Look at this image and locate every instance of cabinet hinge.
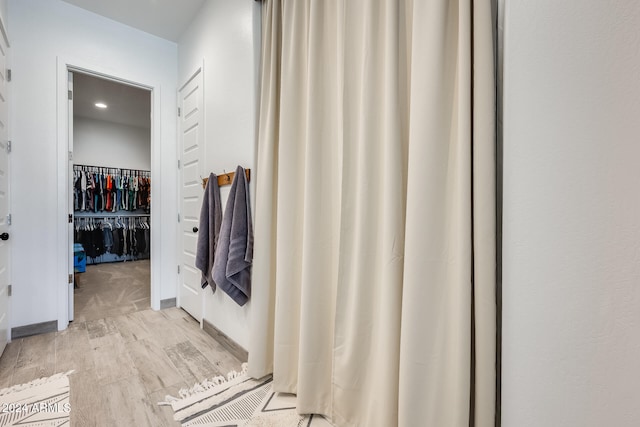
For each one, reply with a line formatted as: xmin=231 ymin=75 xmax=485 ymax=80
xmin=68 ymin=90 xmax=73 ymax=100
xmin=68 ymin=274 xmax=73 ymax=284
xmin=178 ymin=107 xmax=181 ymax=117
xmin=177 ymin=265 xmax=180 ymax=274
xmin=6 ymin=69 xmax=11 ymax=82
xmin=6 ymin=140 xmax=11 ymax=154
xmin=6 ymin=214 xmax=11 ymax=225
xmin=7 ymin=284 xmax=11 ymax=296
xmin=68 ymin=151 xmax=73 ymax=161
xmin=177 ymin=159 xmax=180 ymax=169
xmin=68 ymin=214 xmax=73 ymax=223
xmin=177 ymin=213 xmax=181 ymax=223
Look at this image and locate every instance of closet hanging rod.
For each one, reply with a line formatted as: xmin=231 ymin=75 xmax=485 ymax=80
xmin=74 ymin=214 xmax=151 ymax=218
xmin=73 ymin=164 xmax=150 ymax=174
xmin=201 ymin=168 xmax=251 ymax=189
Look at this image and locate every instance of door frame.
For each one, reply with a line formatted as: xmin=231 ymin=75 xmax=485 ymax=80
xmin=56 ymin=56 xmax=162 ymax=330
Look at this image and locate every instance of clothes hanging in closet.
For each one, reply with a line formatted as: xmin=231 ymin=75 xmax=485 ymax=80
xmin=74 ymin=216 xmax=150 ymax=264
xmin=73 ymin=165 xmax=151 ymax=214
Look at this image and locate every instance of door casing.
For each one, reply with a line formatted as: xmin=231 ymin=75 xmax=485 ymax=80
xmin=56 ymin=56 xmax=163 ymax=330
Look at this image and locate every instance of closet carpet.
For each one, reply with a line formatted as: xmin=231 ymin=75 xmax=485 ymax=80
xmin=74 ymin=259 xmax=152 ymax=322
xmin=0 ymin=260 xmax=244 ymax=426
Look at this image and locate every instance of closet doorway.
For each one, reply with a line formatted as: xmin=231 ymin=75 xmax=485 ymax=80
xmin=70 ymin=72 xmax=152 ymax=322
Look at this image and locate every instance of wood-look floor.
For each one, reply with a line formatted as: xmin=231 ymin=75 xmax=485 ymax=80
xmin=0 ymin=260 xmax=244 ymax=427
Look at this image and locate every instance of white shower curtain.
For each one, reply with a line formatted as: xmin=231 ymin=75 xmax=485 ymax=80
xmin=249 ymin=0 xmax=496 ymax=426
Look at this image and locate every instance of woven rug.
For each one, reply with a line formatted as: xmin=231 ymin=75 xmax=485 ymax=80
xmin=0 ymin=371 xmax=73 ymax=427
xmin=160 ymin=364 xmax=333 ymax=427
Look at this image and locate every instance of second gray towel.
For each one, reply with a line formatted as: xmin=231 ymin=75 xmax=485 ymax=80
xmin=212 ymin=166 xmax=254 ymax=306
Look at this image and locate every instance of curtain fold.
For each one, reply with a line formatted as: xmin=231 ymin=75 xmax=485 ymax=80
xmin=249 ymin=0 xmax=496 ymax=425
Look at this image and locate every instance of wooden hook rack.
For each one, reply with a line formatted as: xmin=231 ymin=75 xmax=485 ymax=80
xmin=202 ymin=168 xmax=251 ymax=189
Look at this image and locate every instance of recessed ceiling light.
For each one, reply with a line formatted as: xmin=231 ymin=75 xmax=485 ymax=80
xmin=95 ymin=102 xmax=108 ymax=109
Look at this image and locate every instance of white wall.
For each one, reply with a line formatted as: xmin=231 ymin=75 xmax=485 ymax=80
xmin=8 ymin=0 xmax=178 ymax=328
xmin=178 ymin=0 xmax=260 ymax=349
xmin=74 ymin=117 xmax=150 ymax=170
xmin=502 ymin=1 xmax=640 ymax=426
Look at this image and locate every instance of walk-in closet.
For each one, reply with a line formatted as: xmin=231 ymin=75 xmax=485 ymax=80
xmin=71 ymin=72 xmax=152 ymax=322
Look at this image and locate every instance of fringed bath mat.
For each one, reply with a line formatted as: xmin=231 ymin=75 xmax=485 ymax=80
xmin=159 ymin=364 xmax=333 ymax=427
xmin=0 ymin=371 xmax=73 ymax=427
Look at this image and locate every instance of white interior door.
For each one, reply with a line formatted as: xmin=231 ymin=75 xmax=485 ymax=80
xmin=67 ymin=71 xmax=74 ymax=322
xmin=178 ymin=68 xmax=204 ymax=321
xmin=0 ymin=24 xmax=10 ymax=354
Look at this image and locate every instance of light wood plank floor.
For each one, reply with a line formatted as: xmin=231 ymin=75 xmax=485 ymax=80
xmin=0 ymin=260 xmax=244 ymax=426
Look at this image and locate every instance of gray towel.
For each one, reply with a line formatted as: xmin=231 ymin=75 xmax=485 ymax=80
xmin=212 ymin=166 xmax=254 ymax=306
xmin=195 ymin=173 xmax=222 ymax=291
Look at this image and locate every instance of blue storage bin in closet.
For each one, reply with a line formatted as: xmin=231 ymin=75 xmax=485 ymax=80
xmin=74 ymin=243 xmax=86 ymax=273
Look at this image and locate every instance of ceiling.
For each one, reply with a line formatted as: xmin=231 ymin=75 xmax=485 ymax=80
xmin=60 ymin=0 xmax=207 ymax=42
xmin=73 ymin=72 xmax=151 ymax=129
